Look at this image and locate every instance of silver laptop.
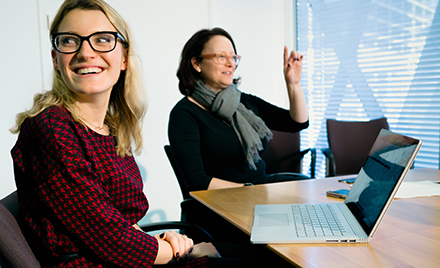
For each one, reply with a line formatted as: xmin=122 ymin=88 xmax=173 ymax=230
xmin=251 ymin=129 xmax=422 ymax=244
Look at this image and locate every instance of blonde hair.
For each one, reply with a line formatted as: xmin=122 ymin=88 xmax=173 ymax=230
xmin=11 ymin=0 xmax=147 ymax=157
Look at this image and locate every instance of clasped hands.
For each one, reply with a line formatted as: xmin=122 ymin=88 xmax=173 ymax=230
xmin=155 ymin=230 xmax=220 ymax=262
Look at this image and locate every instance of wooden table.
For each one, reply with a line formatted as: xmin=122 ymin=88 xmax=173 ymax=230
xmin=190 ymin=168 xmax=440 ymax=267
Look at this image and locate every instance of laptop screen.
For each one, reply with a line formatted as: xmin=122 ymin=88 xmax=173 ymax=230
xmin=344 ymin=129 xmax=421 ymax=235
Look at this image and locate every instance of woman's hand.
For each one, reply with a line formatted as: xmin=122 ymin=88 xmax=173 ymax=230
xmin=207 ymin=177 xmax=245 ymax=190
xmin=283 ymin=46 xmax=304 ymax=86
xmin=189 ymin=242 xmax=221 ymax=259
xmin=283 ymin=46 xmax=308 ymax=123
xmin=132 ymin=223 xmax=143 ymax=231
xmin=154 ymin=231 xmax=194 ymax=263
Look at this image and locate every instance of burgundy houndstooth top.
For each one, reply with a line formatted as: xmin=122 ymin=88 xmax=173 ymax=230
xmin=11 ymin=106 xmax=209 ymax=268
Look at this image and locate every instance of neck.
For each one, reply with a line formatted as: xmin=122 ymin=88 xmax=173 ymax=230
xmin=187 ymin=96 xmax=208 ymax=111
xmin=76 ymin=99 xmax=110 ymax=135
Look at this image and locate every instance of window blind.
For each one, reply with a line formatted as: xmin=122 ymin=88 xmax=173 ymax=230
xmin=296 ymin=0 xmax=440 ymax=178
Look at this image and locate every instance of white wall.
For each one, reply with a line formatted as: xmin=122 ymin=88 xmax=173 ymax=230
xmin=0 ymin=0 xmax=295 ymax=224
xmin=0 ymin=0 xmax=44 ymax=199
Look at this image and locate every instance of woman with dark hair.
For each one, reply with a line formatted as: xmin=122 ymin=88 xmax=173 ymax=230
xmin=168 ymin=27 xmax=310 ymax=191
xmin=176 ymin=28 xmax=241 ymax=96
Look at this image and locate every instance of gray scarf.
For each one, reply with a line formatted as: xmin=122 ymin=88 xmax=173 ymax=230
xmin=192 ymin=80 xmax=273 ymax=170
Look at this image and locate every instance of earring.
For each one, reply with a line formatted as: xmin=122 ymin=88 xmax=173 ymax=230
xmin=197 ymin=68 xmax=201 ymax=72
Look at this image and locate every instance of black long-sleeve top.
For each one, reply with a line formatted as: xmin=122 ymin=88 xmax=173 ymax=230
xmin=168 ymin=93 xmax=309 ymax=191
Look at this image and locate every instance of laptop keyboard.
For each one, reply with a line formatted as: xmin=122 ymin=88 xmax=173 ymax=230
xmin=292 ymin=204 xmax=348 ymax=237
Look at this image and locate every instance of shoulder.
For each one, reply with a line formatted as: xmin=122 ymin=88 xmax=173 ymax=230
xmin=41 ymin=105 xmax=73 ymax=124
xmin=240 ymin=92 xmax=267 ymax=105
xmin=171 ymin=97 xmax=192 ymax=111
xmin=18 ymin=105 xmax=82 ymax=150
xmin=240 ymin=92 xmax=271 ymax=112
xmin=22 ymin=106 xmax=73 ymax=134
xmin=170 ymin=97 xmax=205 ymax=117
xmin=168 ymin=97 xmax=212 ymax=133
xmin=12 ymin=106 xmax=76 ymax=169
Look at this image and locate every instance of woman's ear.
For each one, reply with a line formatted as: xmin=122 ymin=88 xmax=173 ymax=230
xmin=120 ymin=50 xmax=128 ymax=71
xmin=191 ymin=57 xmax=201 ymax=73
xmin=51 ymin=49 xmax=59 ymax=70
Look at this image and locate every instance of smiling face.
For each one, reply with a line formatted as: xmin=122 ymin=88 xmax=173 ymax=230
xmin=52 ymin=9 xmax=127 ymax=101
xmin=192 ymin=35 xmax=236 ymax=93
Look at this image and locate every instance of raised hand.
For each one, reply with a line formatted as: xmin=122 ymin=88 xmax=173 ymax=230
xmin=283 ymin=46 xmax=304 ymax=86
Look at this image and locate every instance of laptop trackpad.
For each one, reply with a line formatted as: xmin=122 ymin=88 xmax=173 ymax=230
xmin=258 ymin=213 xmax=289 ymax=226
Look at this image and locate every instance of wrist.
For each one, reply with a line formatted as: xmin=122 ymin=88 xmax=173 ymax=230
xmin=287 ymin=82 xmax=301 ymax=92
xmin=244 ymin=182 xmax=253 ymax=187
xmin=154 ymin=237 xmax=175 ymax=264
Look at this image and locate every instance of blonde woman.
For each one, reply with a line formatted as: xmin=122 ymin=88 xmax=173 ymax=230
xmin=10 ymin=0 xmax=219 ymax=267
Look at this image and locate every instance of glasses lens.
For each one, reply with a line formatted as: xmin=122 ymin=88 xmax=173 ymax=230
xmin=90 ymin=32 xmax=117 ymax=52
xmin=216 ymin=53 xmax=226 ymax=64
xmin=54 ymin=34 xmax=80 ymax=53
xmin=233 ymin=56 xmax=240 ymax=65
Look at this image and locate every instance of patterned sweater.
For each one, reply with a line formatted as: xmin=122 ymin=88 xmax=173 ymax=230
xmin=11 ymin=106 xmax=208 ymax=268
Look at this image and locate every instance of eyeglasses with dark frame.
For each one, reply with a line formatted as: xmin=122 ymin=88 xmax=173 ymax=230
xmin=51 ymin=31 xmax=128 ymax=54
xmin=200 ymin=52 xmax=242 ymax=67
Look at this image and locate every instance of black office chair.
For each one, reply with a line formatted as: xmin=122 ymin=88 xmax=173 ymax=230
xmin=322 ymin=117 xmax=389 ymax=177
xmin=0 ymin=191 xmax=216 ymax=267
xmin=0 ymin=191 xmax=39 ymax=268
xmin=164 ymin=145 xmax=199 ymax=223
xmin=164 ymin=146 xmax=262 ymax=262
xmin=261 ymin=130 xmax=316 ymax=178
xmin=164 ymin=145 xmax=191 ymax=200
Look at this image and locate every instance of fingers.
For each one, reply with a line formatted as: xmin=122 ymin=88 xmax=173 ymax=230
xmin=132 ymin=223 xmax=142 ymax=231
xmin=283 ymin=46 xmax=288 ymax=68
xmin=284 ymin=47 xmax=303 ymax=72
xmin=189 ymin=242 xmax=221 ymax=259
xmin=290 ymin=50 xmax=303 ymax=62
xmin=180 ymin=234 xmax=194 ymax=259
xmin=159 ymin=231 xmax=194 ymax=261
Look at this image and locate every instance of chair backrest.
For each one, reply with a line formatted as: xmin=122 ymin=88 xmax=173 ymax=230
xmin=0 ymin=191 xmax=41 ymax=268
xmin=326 ymin=117 xmax=389 ymax=176
xmin=164 ymin=145 xmax=192 ymax=200
xmin=261 ymin=130 xmax=303 ymax=174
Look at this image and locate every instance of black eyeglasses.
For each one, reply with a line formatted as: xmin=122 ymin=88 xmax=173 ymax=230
xmin=51 ymin=31 xmax=128 ymax=54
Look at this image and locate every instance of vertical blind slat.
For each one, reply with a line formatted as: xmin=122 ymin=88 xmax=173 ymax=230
xmin=297 ymin=0 xmax=440 ymax=178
